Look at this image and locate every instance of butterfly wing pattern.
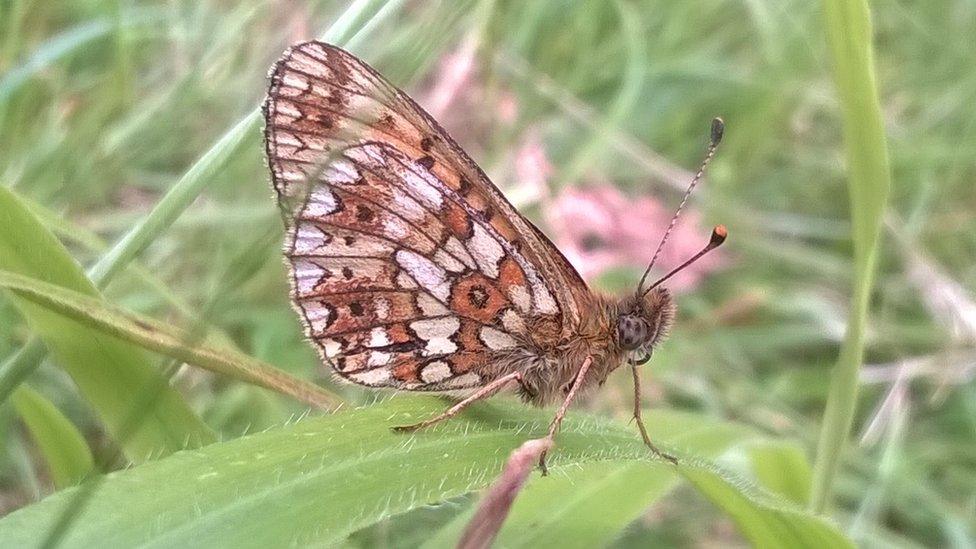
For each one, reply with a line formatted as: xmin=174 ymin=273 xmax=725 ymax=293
xmin=263 ymin=41 xmax=590 ymax=393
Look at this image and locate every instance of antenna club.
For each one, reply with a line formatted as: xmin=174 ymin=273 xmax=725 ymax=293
xmin=710 ymin=117 xmax=725 ymax=146
xmin=709 ymin=224 xmax=728 ymax=247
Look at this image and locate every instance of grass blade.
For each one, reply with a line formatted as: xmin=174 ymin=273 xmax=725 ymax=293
xmin=11 ymin=386 xmax=94 ymax=489
xmin=0 ymin=269 xmax=342 ymax=410
xmin=0 ymin=185 xmax=215 ymax=461
xmin=810 ymin=0 xmax=893 ymax=512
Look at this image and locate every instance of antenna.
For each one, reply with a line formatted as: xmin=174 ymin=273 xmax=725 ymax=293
xmin=643 ymin=225 xmax=727 ymax=294
xmin=635 ymin=117 xmax=725 ymax=297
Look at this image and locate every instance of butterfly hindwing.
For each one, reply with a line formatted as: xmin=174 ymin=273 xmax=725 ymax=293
xmin=264 ymin=41 xmax=588 ymax=391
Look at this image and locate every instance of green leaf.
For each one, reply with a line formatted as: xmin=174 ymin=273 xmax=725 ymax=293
xmin=11 ymin=386 xmax=94 ymax=489
xmin=0 ymin=185 xmax=215 ymax=461
xmin=422 ymin=409 xmax=757 ymax=548
xmin=681 ymin=462 xmax=852 ymax=548
xmin=0 ymin=399 xmax=853 ymax=548
xmin=749 ymin=441 xmax=813 ymax=505
xmin=811 ymin=0 xmax=893 ymax=512
xmin=0 ymin=269 xmax=342 ymax=410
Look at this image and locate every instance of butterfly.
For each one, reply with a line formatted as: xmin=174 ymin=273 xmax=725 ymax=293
xmin=262 ymin=41 xmax=726 ymax=472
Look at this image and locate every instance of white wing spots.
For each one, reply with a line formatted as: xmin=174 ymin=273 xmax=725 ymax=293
xmin=409 ymin=317 xmax=460 ymax=355
xmin=293 ymin=224 xmax=328 ymax=256
xmin=479 ymin=327 xmax=518 ymax=350
xmin=396 ymin=271 xmax=418 ymax=289
xmin=382 ymin=216 xmax=410 ymax=241
xmin=508 ymin=284 xmax=532 ymax=314
xmin=274 ymin=100 xmax=302 ymax=118
xmin=368 ymin=327 xmax=390 ymax=348
xmin=420 ymin=361 xmax=452 ymax=383
xmin=532 ymin=280 xmax=559 ymax=314
xmin=367 ymin=351 xmax=391 ymax=367
xmin=417 ymin=293 xmax=450 ymax=316
xmin=349 ymin=368 xmax=391 ymax=386
xmin=281 ymin=74 xmax=309 ymax=92
xmin=442 ymin=372 xmax=481 ymax=388
xmin=351 ymin=143 xmax=445 ymax=209
xmin=434 ymin=248 xmax=466 ymax=273
xmin=279 ymin=166 xmax=309 ymax=184
xmin=305 ymin=187 xmax=339 ymax=217
xmin=293 ymin=259 xmax=324 ymax=294
xmin=395 ymin=249 xmax=450 ymax=302
xmin=348 ymin=143 xmax=389 ymax=167
xmin=375 ymin=297 xmax=391 ymax=320
xmin=390 ymin=188 xmax=427 ymax=222
xmin=468 ymin=223 xmax=505 ymax=278
xmin=501 ymin=309 xmax=527 ymax=334
xmin=321 ymin=338 xmax=341 ymax=358
xmin=302 ymin=303 xmax=333 ymax=334
xmin=274 ymin=131 xmax=302 ymax=148
xmin=292 ymin=222 xmax=395 ymax=258
xmin=445 ymin=236 xmax=476 ymax=269
xmin=323 ymin=159 xmax=359 ymax=184
xmin=400 ymin=165 xmax=443 ymax=208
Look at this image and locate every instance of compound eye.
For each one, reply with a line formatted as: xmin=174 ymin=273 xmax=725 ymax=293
xmin=617 ymin=315 xmax=648 ymax=351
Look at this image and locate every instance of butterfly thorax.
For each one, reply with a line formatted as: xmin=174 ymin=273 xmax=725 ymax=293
xmin=507 ymin=288 xmax=674 ymax=406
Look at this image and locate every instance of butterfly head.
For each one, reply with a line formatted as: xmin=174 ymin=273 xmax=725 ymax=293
xmin=620 ymin=225 xmax=726 ymax=365
xmin=616 ymin=288 xmax=676 ymax=364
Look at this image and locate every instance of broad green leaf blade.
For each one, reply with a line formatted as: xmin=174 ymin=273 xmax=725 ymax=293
xmin=811 ymin=0 xmax=893 ymax=512
xmin=0 ymin=185 xmax=215 ymax=461
xmin=681 ymin=462 xmax=853 ymax=548
xmin=0 ymin=399 xmax=853 ymax=548
xmin=423 ymin=409 xmax=757 ymax=548
xmin=11 ymin=386 xmax=94 ymax=489
xmin=0 ymin=269 xmax=342 ymax=410
xmin=749 ymin=441 xmax=813 ymax=505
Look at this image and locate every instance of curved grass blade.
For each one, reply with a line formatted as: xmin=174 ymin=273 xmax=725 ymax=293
xmin=0 ymin=270 xmax=341 ymax=411
xmin=0 ymin=398 xmax=853 ymax=548
xmin=811 ymin=0 xmax=893 ymax=512
xmin=0 ymin=185 xmax=215 ymax=461
xmin=11 ymin=386 xmax=94 ymax=489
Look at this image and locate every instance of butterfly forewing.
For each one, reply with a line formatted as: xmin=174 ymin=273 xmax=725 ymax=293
xmin=264 ymin=41 xmax=589 ymax=391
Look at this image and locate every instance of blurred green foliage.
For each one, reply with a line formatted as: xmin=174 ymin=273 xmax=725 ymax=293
xmin=0 ymin=0 xmax=973 ymax=547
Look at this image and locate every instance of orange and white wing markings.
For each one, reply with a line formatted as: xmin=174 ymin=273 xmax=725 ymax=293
xmin=264 ymin=41 xmax=589 ymax=390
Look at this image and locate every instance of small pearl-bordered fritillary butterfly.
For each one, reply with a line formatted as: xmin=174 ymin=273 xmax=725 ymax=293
xmin=263 ymin=42 xmax=726 ymax=472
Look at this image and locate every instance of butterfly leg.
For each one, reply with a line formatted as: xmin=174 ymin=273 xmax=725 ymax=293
xmin=631 ymin=364 xmax=678 ymax=464
xmin=392 ymin=371 xmax=526 ymax=433
xmin=537 ymin=356 xmax=593 ymax=476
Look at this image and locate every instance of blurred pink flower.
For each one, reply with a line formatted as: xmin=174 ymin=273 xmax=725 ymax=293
xmin=545 ymin=185 xmax=724 ymax=292
xmin=504 ymin=131 xmax=552 ymax=207
xmin=424 ymin=34 xmax=478 ymax=120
